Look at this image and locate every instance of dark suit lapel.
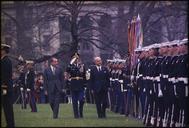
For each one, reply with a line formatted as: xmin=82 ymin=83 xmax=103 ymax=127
xmin=48 ymin=67 xmax=53 ymax=75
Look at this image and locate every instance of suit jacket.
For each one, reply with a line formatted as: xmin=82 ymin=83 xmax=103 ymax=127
xmin=90 ymin=65 xmax=110 ymax=92
xmin=26 ymin=69 xmax=35 ymax=90
xmin=1 ymin=55 xmax=13 ymax=94
xmin=44 ymin=66 xmax=63 ymax=94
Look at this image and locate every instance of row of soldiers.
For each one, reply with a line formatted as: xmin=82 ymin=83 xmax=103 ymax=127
xmin=106 ymin=38 xmax=188 ymax=127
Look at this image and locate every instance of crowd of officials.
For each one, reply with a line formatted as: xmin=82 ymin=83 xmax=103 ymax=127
xmin=1 ymin=38 xmax=188 ymax=127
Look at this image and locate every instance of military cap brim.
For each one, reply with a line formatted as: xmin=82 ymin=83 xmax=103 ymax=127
xmin=71 ymin=52 xmax=80 ymax=58
xmin=1 ymin=43 xmax=11 ymax=49
xmin=26 ymin=60 xmax=34 ymax=64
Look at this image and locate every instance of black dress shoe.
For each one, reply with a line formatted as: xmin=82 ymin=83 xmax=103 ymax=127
xmin=53 ymin=116 xmax=58 ymax=119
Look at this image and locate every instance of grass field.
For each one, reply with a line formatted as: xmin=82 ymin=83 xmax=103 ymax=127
xmin=1 ymin=103 xmax=144 ymax=127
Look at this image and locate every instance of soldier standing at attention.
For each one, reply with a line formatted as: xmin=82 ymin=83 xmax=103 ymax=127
xmin=66 ymin=53 xmax=86 ymax=118
xmin=25 ymin=60 xmax=37 ymax=112
xmin=1 ymin=43 xmax=15 ymax=127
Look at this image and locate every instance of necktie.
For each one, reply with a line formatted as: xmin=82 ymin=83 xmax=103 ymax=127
xmin=98 ymin=66 xmax=101 ymax=72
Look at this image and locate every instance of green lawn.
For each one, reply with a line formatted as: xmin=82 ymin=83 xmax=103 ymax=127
xmin=1 ymin=103 xmax=144 ymax=127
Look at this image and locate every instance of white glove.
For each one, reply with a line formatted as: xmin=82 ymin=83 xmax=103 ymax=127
xmin=20 ymin=87 xmax=24 ymax=91
xmin=27 ymin=88 xmax=31 ymax=91
xmin=3 ymin=89 xmax=7 ymax=95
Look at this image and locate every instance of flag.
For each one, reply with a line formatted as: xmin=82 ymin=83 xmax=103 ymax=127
xmin=137 ymin=14 xmax=143 ymax=48
xmin=127 ymin=15 xmax=143 ymax=70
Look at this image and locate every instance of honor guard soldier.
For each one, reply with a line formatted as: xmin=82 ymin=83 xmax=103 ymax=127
xmin=17 ymin=61 xmax=28 ymax=109
xmin=66 ymin=53 xmax=86 ymax=118
xmin=113 ymin=60 xmax=121 ymax=113
xmin=106 ymin=60 xmax=114 ymax=111
xmin=25 ymin=60 xmax=37 ymax=112
xmin=134 ymin=48 xmax=146 ymax=119
xmin=117 ymin=60 xmax=126 ymax=115
xmin=175 ymin=39 xmax=188 ymax=127
xmin=158 ymin=42 xmax=170 ymax=127
xmin=1 ymin=43 xmax=15 ymax=127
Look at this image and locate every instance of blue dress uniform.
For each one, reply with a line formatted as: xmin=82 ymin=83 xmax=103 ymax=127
xmin=124 ymin=64 xmax=132 ymax=117
xmin=176 ymin=53 xmax=188 ymax=127
xmin=26 ymin=67 xmax=37 ymax=112
xmin=144 ymin=57 xmax=155 ymax=126
xmin=114 ymin=66 xmax=122 ymax=113
xmin=137 ymin=58 xmax=147 ymax=119
xmin=109 ymin=64 xmax=115 ymax=111
xmin=142 ymin=58 xmax=150 ymax=124
xmin=1 ymin=44 xmax=15 ymax=127
xmin=111 ymin=65 xmax=117 ymax=112
xmin=18 ymin=71 xmax=27 ymax=109
xmin=167 ymin=55 xmax=178 ymax=127
xmin=66 ymin=62 xmax=86 ymax=118
xmin=118 ymin=63 xmax=125 ymax=115
xmin=152 ymin=56 xmax=163 ymax=127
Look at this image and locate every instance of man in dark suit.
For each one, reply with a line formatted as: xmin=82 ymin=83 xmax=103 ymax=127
xmin=90 ymin=57 xmax=110 ymax=118
xmin=44 ymin=57 xmax=63 ymax=119
xmin=1 ymin=43 xmax=15 ymax=127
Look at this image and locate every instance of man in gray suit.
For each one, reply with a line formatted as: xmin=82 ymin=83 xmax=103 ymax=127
xmin=44 ymin=57 xmax=64 ymax=119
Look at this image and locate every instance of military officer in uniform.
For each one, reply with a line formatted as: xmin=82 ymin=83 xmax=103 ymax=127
xmin=25 ymin=60 xmax=37 ymax=112
xmin=17 ymin=62 xmax=28 ymax=109
xmin=1 ymin=43 xmax=15 ymax=127
xmin=66 ymin=53 xmax=86 ymax=118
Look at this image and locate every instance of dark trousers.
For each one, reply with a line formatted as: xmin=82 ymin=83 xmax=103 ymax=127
xmin=48 ymin=86 xmax=61 ymax=118
xmin=20 ymin=89 xmax=27 ymax=109
xmin=71 ymin=90 xmax=85 ymax=118
xmin=139 ymin=90 xmax=147 ymax=118
xmin=2 ymin=93 xmax=15 ymax=127
xmin=27 ymin=90 xmax=37 ymax=112
xmin=125 ymin=88 xmax=133 ymax=116
xmin=94 ymin=89 xmax=108 ymax=118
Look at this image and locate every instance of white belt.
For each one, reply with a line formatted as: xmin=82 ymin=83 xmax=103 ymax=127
xmin=178 ymin=77 xmax=188 ymax=84
xmin=123 ymin=89 xmax=127 ymax=92
xmin=139 ymin=74 xmax=143 ymax=77
xmin=169 ymin=77 xmax=175 ymax=82
xmin=27 ymin=88 xmax=31 ymax=91
xmin=163 ymin=75 xmax=168 ymax=78
xmin=115 ymin=78 xmax=119 ymax=81
xmin=154 ymin=76 xmax=160 ymax=82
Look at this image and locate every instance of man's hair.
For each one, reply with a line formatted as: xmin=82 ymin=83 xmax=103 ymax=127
xmin=51 ymin=57 xmax=57 ymax=63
